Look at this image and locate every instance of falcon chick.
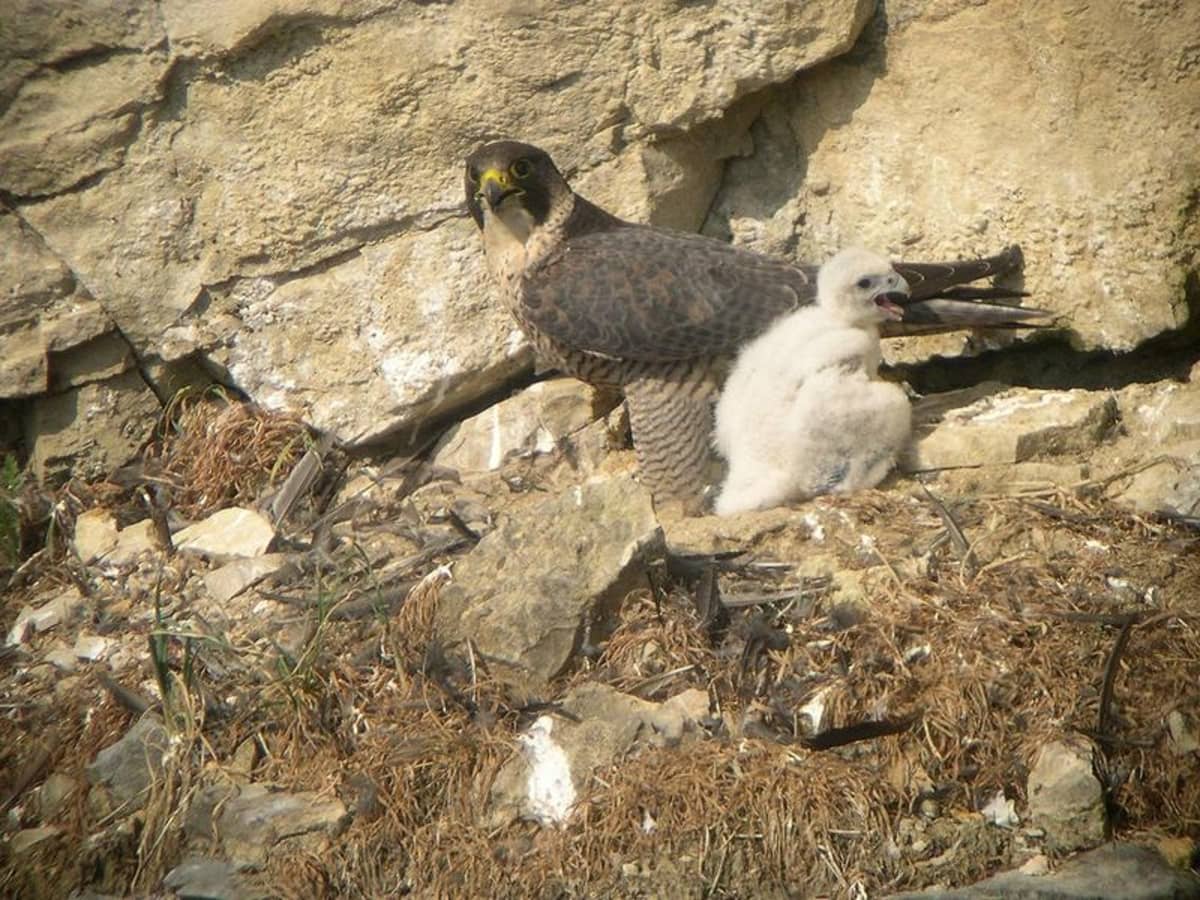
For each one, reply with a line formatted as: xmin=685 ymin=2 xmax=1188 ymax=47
xmin=464 ymin=140 xmax=1044 ymax=511
xmin=714 ymin=248 xmax=914 ymax=516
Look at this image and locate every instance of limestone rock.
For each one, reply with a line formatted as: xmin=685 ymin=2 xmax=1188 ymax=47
xmin=0 ymin=208 xmax=113 ymax=399
xmin=433 ymin=379 xmax=612 ymax=474
xmin=162 ymin=857 xmax=249 ymax=900
xmin=204 ymin=553 xmax=289 ymax=603
xmin=435 ymin=475 xmax=663 ymax=695
xmin=490 ymin=683 xmax=709 ymax=827
xmin=174 ymin=507 xmax=275 ymax=558
xmin=37 ymin=773 xmax=80 ymax=823
xmin=1109 ymin=443 xmax=1200 ymax=519
xmin=1108 ymin=379 xmax=1200 ymax=518
xmin=23 ymin=370 xmax=160 ymax=484
xmin=184 ymin=782 xmax=348 ymax=869
xmin=1166 ymin=710 xmax=1200 ymax=757
xmin=103 ymin=519 xmax=164 ymax=567
xmin=706 ymin=0 xmax=1200 ymax=359
xmin=1027 ymin=739 xmax=1106 ymax=853
xmin=86 ymin=712 xmax=169 ymax=814
xmin=9 ymin=826 xmax=62 ymax=855
xmin=72 ymin=508 xmax=119 ymax=564
xmin=73 ymin=633 xmax=112 ymax=662
xmin=906 ymin=386 xmax=1118 ymax=471
xmin=7 ymin=587 xmax=85 ymax=645
xmin=887 ymin=842 xmax=1200 ymax=900
xmin=1120 ymin=379 xmax=1200 ymax=446
xmin=12 ymin=0 xmax=871 ymax=448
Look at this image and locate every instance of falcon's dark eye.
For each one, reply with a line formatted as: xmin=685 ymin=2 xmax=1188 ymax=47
xmin=510 ymin=158 xmax=533 ymax=179
xmin=856 ymin=277 xmax=872 ymax=290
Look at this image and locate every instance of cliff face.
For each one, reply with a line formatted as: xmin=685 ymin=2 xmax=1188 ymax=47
xmin=2 ymin=0 xmax=1198 ymax=478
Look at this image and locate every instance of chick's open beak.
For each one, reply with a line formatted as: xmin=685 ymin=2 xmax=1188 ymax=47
xmin=478 ymin=168 xmax=522 ymax=210
xmin=874 ymin=275 xmax=910 ymax=321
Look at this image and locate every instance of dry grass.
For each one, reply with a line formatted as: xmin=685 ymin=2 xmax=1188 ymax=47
xmin=147 ymin=388 xmax=311 ymax=518
xmin=3 ymin=410 xmax=1198 ymax=898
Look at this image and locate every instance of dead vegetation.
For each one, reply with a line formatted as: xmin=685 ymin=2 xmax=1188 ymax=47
xmin=2 ymin=398 xmax=1199 ymax=898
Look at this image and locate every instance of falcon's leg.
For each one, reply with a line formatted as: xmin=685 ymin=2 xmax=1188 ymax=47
xmin=624 ymin=368 xmax=718 ymax=513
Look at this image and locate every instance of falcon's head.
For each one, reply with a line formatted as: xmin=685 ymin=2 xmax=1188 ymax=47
xmin=817 ymin=247 xmax=910 ymax=326
xmin=464 ymin=141 xmax=570 ymax=238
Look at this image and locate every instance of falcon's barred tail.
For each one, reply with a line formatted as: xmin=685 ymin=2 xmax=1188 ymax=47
xmin=624 ymin=368 xmax=718 ymax=511
xmin=894 ymin=245 xmax=1023 ymax=301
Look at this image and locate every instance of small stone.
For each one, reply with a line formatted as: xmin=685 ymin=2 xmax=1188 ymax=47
xmin=73 ymin=508 xmax=119 ymax=563
xmin=38 ymin=773 xmax=80 ymax=822
xmin=163 ymin=857 xmax=247 ymax=900
xmin=436 ymin=475 xmax=662 ymax=695
xmin=44 ymin=645 xmax=77 ymax=671
xmin=204 ymin=553 xmax=289 ymax=602
xmin=173 ymin=507 xmax=275 ymax=558
xmin=6 ymin=588 xmax=85 ymax=645
xmin=433 ymin=378 xmax=606 ymax=473
xmin=1027 ymin=739 xmax=1106 ymax=852
xmin=86 ymin=712 xmax=169 ymax=812
xmin=1017 ymin=853 xmax=1050 ymax=876
xmin=185 ymin=783 xmax=348 ymax=869
xmin=10 ymin=825 xmax=61 ymax=854
xmin=73 ymin=633 xmax=112 ymax=661
xmin=1166 ymin=710 xmax=1200 ymax=756
xmin=229 ymin=738 xmax=258 ymax=778
xmin=104 ymin=519 xmax=163 ymax=566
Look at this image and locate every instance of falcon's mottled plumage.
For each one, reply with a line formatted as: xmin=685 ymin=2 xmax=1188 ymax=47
xmin=464 ymin=140 xmax=1046 ymax=510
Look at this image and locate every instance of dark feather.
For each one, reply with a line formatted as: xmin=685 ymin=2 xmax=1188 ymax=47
xmin=522 ymin=205 xmax=1044 ymax=361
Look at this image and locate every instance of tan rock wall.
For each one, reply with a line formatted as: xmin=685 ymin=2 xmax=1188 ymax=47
xmin=707 ymin=0 xmax=1200 ymax=360
xmin=3 ymin=0 xmax=1198 ymax=476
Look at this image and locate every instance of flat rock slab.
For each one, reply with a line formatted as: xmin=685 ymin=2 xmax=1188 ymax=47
xmin=185 ymin=782 xmax=348 ymax=870
xmin=887 ymin=842 xmax=1200 ymax=899
xmin=7 ymin=587 xmax=85 ymax=645
xmin=174 ymin=507 xmax=275 ymax=558
xmin=204 ymin=553 xmax=289 ymax=603
xmin=1027 ymin=739 xmax=1106 ymax=853
xmin=435 ymin=475 xmax=663 ymax=695
xmin=433 ymin=378 xmax=612 ymax=473
xmin=86 ymin=712 xmax=168 ymax=812
xmin=906 ymin=386 xmax=1118 ymax=470
xmin=163 ymin=856 xmax=255 ymax=900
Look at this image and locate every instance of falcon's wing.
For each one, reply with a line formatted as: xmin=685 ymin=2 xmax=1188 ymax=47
xmin=522 ymin=224 xmax=1047 ymax=359
xmin=521 ymin=225 xmax=816 ymax=363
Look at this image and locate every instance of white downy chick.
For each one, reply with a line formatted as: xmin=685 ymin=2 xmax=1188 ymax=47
xmin=714 ymin=247 xmax=914 ymax=516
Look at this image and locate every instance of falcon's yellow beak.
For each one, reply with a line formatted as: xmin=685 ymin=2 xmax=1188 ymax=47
xmin=478 ymin=167 xmax=523 ymax=210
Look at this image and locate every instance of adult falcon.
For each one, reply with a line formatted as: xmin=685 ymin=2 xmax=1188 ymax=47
xmin=464 ymin=140 xmax=1046 ymax=510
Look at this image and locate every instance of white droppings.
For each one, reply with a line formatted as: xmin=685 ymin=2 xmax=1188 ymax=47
xmin=903 ymin=643 xmax=931 ymax=665
xmin=1084 ymin=539 xmax=1109 ymax=552
xmin=641 ymin=808 xmax=657 ymax=834
xmin=518 ymin=716 xmax=576 ymax=827
xmin=798 ymin=687 xmax=831 ymax=734
xmin=486 ymin=405 xmax=505 ymax=470
xmin=981 ymin=790 xmax=1020 ymax=827
xmin=956 ymin=390 xmax=1078 ymax=424
xmin=803 ymin=512 xmax=826 ymax=542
